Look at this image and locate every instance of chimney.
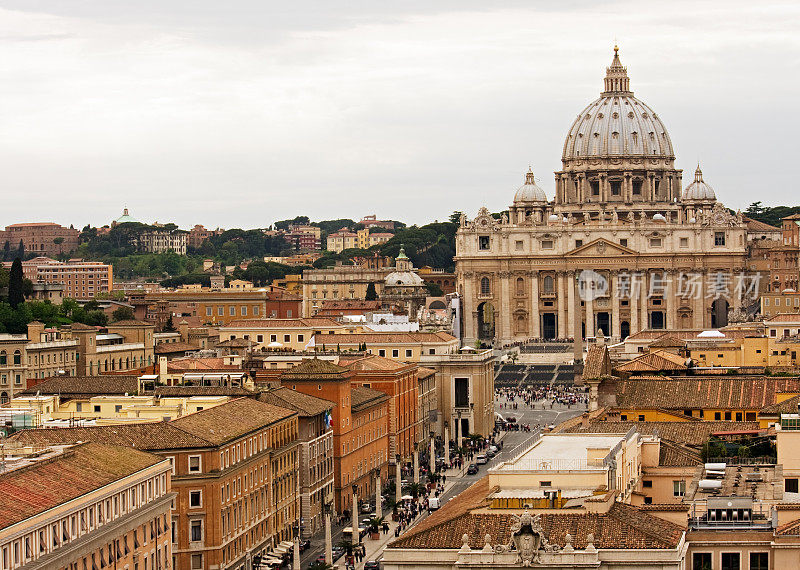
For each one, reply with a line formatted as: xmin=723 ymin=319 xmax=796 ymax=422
xmin=178 ymin=319 xmax=189 ymax=342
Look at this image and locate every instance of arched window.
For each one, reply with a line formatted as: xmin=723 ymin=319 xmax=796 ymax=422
xmin=13 ymin=350 xmax=21 ymax=365
xmin=543 ymin=275 xmax=555 ymax=294
xmin=0 ymin=392 xmax=8 ymax=404
xmin=0 ymin=351 xmax=6 ymax=365
xmin=516 ymin=277 xmax=525 ymax=296
xmin=480 ymin=277 xmax=491 ymax=296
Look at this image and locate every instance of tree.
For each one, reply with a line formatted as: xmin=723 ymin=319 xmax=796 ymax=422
xmin=8 ymin=258 xmax=24 ymax=309
xmin=425 ymin=281 xmax=444 ymax=297
xmin=164 ymin=315 xmax=176 ymax=332
xmin=16 ymin=240 xmax=24 ymax=260
xmin=112 ymin=306 xmax=135 ymax=322
xmin=365 ymin=282 xmax=378 ymax=301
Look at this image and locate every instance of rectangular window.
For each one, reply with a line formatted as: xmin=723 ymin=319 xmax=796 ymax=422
xmin=610 ymin=180 xmax=621 ymax=195
xmin=721 ymin=552 xmax=740 ymax=570
xmin=541 ymin=240 xmax=554 ymax=249
xmin=692 ymin=552 xmax=712 ymax=570
xmin=478 ymin=235 xmax=490 ymax=250
xmin=392 ymin=349 xmax=399 ymax=358
xmin=284 ymin=334 xmax=291 ymax=343
xmin=241 ymin=306 xmax=247 ymax=316
xmin=642 ymin=480 xmax=652 ymax=488
xmin=515 ymin=240 xmax=523 ymax=251
xmin=649 ymin=238 xmax=662 ymax=248
xmin=298 ymin=334 xmax=304 ymax=343
xmin=786 ymin=478 xmax=799 ymax=493
xmin=229 ymin=306 xmax=236 ymax=316
xmin=189 ymin=491 xmax=202 ymax=508
xmin=749 ymin=552 xmax=768 ymax=570
xmin=378 ymin=349 xmax=386 ymax=357
xmin=715 ymin=412 xmax=722 ymax=420
xmin=188 ymin=456 xmax=201 ymax=473
xmin=218 ymin=306 xmax=224 ymax=316
xmin=191 ymin=553 xmax=203 ymax=569
xmin=673 ymin=480 xmax=686 ymax=497
xmin=257 ymin=335 xmax=263 ymax=343
xmin=680 ymin=237 xmax=689 ymax=248
xmin=206 ymin=307 xmax=212 ymax=316
xmin=253 ymin=306 xmax=259 ymax=316
xmin=575 ymin=239 xmax=583 ymax=248
xmin=619 ymin=238 xmax=628 ymax=247
xmin=454 ymin=377 xmax=469 ymax=408
xmin=539 ymin=481 xmax=551 ymax=487
xmin=724 ymin=411 xmax=732 ymax=421
xmin=190 ymin=520 xmax=202 ymax=542
xmin=715 ymin=231 xmax=726 ymax=246
xmin=405 ymin=349 xmax=412 ymax=358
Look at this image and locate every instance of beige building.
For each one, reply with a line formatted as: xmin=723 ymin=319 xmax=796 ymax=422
xmin=137 ymin=230 xmax=188 ymax=254
xmin=70 ymin=320 xmax=156 ymax=376
xmin=0 ymin=442 xmax=173 ymax=570
xmin=219 ymin=318 xmax=358 ymax=351
xmin=456 ymin=48 xmax=754 ymax=346
xmin=2 ymin=257 xmax=113 ymax=300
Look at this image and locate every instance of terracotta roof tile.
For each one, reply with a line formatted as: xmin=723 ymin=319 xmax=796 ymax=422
xmin=170 ymin=397 xmax=295 ymax=445
xmin=583 ymin=345 xmax=609 ymax=379
xmin=20 ymin=376 xmax=139 ymax=399
xmin=0 ymin=443 xmax=164 ymax=529
xmin=766 ymin=313 xmax=800 ymax=323
xmin=561 ymin=420 xmax=761 ymax=447
xmin=351 ymin=386 xmax=389 ymax=411
xmin=615 ymin=376 xmax=800 ymax=410
xmin=761 ymin=394 xmax=800 ymax=415
xmin=318 ymin=332 xmax=458 ymax=344
xmin=280 ymin=358 xmax=350 ymax=380
xmin=777 ymin=518 xmax=800 ymax=536
xmin=258 ymin=387 xmax=333 ymax=417
xmin=390 ymin=479 xmax=683 ymax=550
xmin=223 ymin=318 xmax=342 ymax=328
xmin=153 ymin=386 xmax=254 ymax=397
xmin=342 ymin=355 xmax=415 ymax=372
xmin=154 ymin=341 xmax=198 ymax=354
xmin=10 ymin=423 xmax=211 ymax=451
xmin=614 ymin=350 xmax=688 ymax=373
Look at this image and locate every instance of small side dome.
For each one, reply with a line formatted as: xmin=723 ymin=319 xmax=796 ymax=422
xmin=513 ymin=168 xmax=548 ymax=203
xmin=682 ymin=166 xmax=716 ymax=201
xmin=548 ymin=214 xmax=559 ymax=222
xmin=652 ymin=213 xmax=666 ymax=222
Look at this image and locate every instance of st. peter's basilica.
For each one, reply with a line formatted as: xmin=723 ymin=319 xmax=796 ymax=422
xmin=456 ymin=47 xmax=758 ymax=346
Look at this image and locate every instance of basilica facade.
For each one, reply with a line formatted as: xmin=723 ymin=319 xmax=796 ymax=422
xmin=456 ymin=47 xmax=755 ymax=346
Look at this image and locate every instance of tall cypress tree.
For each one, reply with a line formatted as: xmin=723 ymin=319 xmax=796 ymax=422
xmin=365 ymin=282 xmax=377 ymax=301
xmin=8 ymin=258 xmax=24 ymax=308
xmin=16 ymin=239 xmax=24 ymax=260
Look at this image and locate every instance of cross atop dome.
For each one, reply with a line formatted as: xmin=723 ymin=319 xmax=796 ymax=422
xmin=603 ymin=45 xmax=632 ymax=95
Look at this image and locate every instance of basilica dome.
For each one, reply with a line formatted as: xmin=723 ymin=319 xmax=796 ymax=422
xmin=562 ymin=47 xmax=674 ymax=162
xmin=682 ymin=166 xmax=716 ymax=201
xmin=513 ymin=168 xmax=548 ymax=203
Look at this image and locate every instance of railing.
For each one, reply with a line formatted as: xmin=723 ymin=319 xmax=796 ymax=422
xmin=705 ymin=457 xmax=776 ymax=465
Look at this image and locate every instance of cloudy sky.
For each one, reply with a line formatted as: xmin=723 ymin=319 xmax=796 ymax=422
xmin=0 ymin=0 xmax=798 ymax=230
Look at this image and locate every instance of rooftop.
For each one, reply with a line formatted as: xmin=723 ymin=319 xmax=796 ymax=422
xmin=351 ymin=386 xmax=390 ymax=411
xmin=20 ymin=376 xmax=139 ymax=399
xmin=492 ymin=433 xmax=627 ymax=472
xmin=257 ymin=387 xmax=333 ymax=417
xmin=0 ymin=443 xmax=164 ymax=530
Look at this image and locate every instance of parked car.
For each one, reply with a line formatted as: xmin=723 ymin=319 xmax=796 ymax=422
xmin=489 ymin=444 xmax=499 ymax=453
xmin=476 ymin=454 xmax=488 ymax=465
xmin=332 ymin=546 xmax=345 ymax=561
xmin=467 ymin=463 xmax=479 ymax=475
xmin=364 ymin=562 xmax=381 ymax=570
xmin=299 ymin=539 xmax=311 ymax=552
xmin=486 ymin=449 xmax=496 ymax=459
xmin=428 ymin=497 xmax=441 ymax=510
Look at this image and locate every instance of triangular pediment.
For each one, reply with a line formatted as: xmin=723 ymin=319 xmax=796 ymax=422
xmin=565 ymin=238 xmax=637 ymax=257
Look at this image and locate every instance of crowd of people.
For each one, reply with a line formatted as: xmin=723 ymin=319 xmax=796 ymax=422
xmin=496 ymin=384 xmax=588 ymax=409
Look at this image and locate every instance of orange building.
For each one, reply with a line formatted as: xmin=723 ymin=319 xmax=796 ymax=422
xmin=280 ymin=359 xmax=389 ymax=513
xmin=0 ymin=222 xmax=80 ymax=256
xmin=341 ymin=355 xmax=422 ymax=462
xmin=11 ymin=398 xmax=300 ymax=570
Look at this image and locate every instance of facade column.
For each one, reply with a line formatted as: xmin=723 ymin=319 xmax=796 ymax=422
xmin=395 ymin=457 xmax=402 ymax=505
xmin=630 ymin=271 xmax=640 ymax=334
xmin=557 ymin=272 xmax=567 ymax=339
xmin=666 ymin=270 xmax=676 ymax=330
xmin=585 ymin=281 xmax=595 ymax=338
xmin=639 ymin=271 xmax=649 ymax=330
xmin=500 ymin=271 xmax=511 ymax=342
xmin=293 ymin=537 xmax=301 ymax=570
xmin=531 ymin=271 xmax=541 ymax=338
xmin=567 ymin=271 xmax=576 ymax=338
xmin=611 ymin=272 xmax=621 ymax=341
xmin=462 ymin=272 xmax=475 ymax=341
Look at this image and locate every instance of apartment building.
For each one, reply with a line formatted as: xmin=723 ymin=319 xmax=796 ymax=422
xmin=219 ymin=318 xmax=358 ymax=352
xmin=0 ymin=222 xmax=80 ymax=256
xmin=145 ymin=289 xmax=302 ymax=326
xmin=280 ymin=359 xmax=389 ymax=512
xmin=0 ymin=442 xmax=173 ymax=570
xmin=358 ymin=216 xmax=395 ymax=231
xmin=258 ymin=387 xmax=335 ymax=538
xmin=137 ymin=230 xmax=188 ymax=254
xmin=340 ymin=355 xmax=422 ymax=461
xmin=283 ymin=225 xmax=321 ymax=250
xmin=2 ymin=257 xmax=113 ymax=300
xmin=11 ymin=397 xmax=301 ymax=570
xmin=70 ymin=320 xmax=156 ymax=376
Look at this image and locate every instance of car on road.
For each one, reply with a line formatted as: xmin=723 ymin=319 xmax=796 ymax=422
xmin=489 ymin=444 xmax=499 ymax=453
xmin=476 ymin=454 xmax=488 ymax=464
xmin=299 ymin=539 xmax=311 ymax=552
xmin=428 ymin=497 xmax=440 ymax=510
xmin=364 ymin=561 xmax=381 ymax=570
xmin=505 ymin=416 xmax=517 ymax=423
xmin=486 ymin=449 xmax=496 ymax=459
xmin=467 ymin=463 xmax=479 ymax=475
xmin=332 ymin=546 xmax=345 ymax=560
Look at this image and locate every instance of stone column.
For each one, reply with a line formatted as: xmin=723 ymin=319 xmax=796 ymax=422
xmin=585 ymin=280 xmax=595 ymax=339
xmin=500 ymin=271 xmax=511 ymax=341
xmin=395 ymin=458 xmax=402 ymax=505
xmin=630 ymin=272 xmax=640 ymax=335
xmin=666 ymin=270 xmax=676 ymax=330
xmin=430 ymin=436 xmax=436 ymax=473
xmin=462 ymin=272 xmax=475 ymax=341
xmin=293 ymin=537 xmax=301 ymax=570
xmin=352 ymin=488 xmax=359 ymax=546
xmin=531 ymin=271 xmax=541 ymax=338
xmin=413 ymin=444 xmax=419 ymax=484
xmin=324 ymin=513 xmax=333 ymax=565
xmin=695 ymin=270 xmax=707 ymax=329
xmin=557 ymin=272 xmax=567 ymax=339
xmin=567 ymin=271 xmax=576 ymax=338
xmin=639 ymin=272 xmax=649 ymax=331
xmin=611 ymin=272 xmax=621 ymax=341
xmin=444 ymin=426 xmax=450 ymax=468
xmin=573 ymin=273 xmax=583 ymax=363
xmin=375 ymin=472 xmax=382 ymax=518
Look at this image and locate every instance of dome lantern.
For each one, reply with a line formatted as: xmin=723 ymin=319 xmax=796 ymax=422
xmin=603 ymin=45 xmax=632 ymax=95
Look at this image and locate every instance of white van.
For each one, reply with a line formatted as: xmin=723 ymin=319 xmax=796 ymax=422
xmin=428 ymin=497 xmax=440 ymax=511
xmin=476 ymin=454 xmax=488 ymax=465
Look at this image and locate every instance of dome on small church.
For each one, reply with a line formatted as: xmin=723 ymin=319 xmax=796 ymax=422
xmin=513 ymin=168 xmax=548 ymax=203
xmin=682 ymin=166 xmax=716 ymax=201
